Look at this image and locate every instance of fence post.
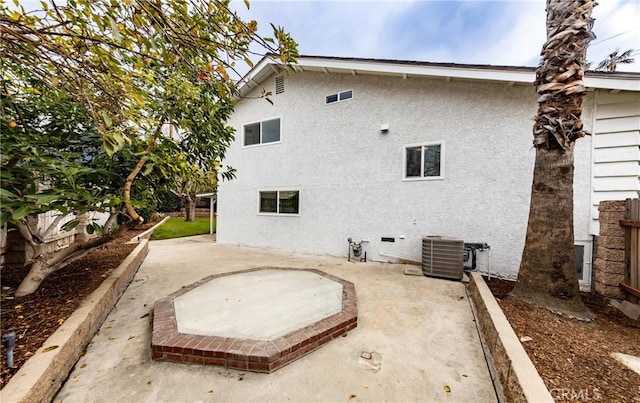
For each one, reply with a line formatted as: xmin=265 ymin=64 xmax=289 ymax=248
xmin=621 ymin=198 xmax=640 ymax=304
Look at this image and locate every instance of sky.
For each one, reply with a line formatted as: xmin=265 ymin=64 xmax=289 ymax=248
xmin=230 ymin=0 xmax=640 ymax=73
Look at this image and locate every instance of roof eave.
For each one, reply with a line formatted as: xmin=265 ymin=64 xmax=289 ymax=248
xmin=237 ymin=55 xmax=640 ymax=95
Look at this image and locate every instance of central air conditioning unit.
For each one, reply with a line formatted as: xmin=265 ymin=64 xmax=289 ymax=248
xmin=422 ymin=236 xmax=464 ymax=280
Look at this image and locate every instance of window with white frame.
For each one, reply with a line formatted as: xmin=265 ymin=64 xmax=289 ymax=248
xmin=259 ymin=190 xmax=299 ymax=215
xmin=244 ymin=118 xmax=281 ymax=146
xmin=574 ymin=241 xmax=592 ymax=291
xmin=404 ymin=142 xmax=444 ymax=180
xmin=326 ymin=90 xmax=353 ymax=104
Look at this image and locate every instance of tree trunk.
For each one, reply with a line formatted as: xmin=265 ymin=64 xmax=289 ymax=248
xmin=184 ymin=194 xmax=196 ymax=222
xmin=512 ymin=0 xmax=595 ymax=320
xmin=123 ymin=125 xmax=162 ymax=224
xmin=511 ymin=145 xmax=593 ymax=319
xmin=14 ymin=220 xmax=132 ymax=297
xmin=14 ymin=252 xmax=54 ymax=296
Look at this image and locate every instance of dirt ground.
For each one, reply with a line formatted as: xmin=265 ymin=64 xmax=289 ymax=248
xmin=0 ymin=227 xmax=151 ymax=388
xmin=486 ymin=278 xmax=640 ymax=403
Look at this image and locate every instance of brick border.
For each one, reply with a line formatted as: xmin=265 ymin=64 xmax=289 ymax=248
xmin=467 ymin=272 xmax=553 ymax=403
xmin=1 ymin=240 xmax=149 ymax=403
xmin=151 ymin=267 xmax=358 ymax=373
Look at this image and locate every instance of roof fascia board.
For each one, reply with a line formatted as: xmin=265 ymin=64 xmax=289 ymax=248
xmin=239 ymin=56 xmax=640 ymax=94
xmin=583 ymin=76 xmax=640 ymax=92
xmin=299 ymin=57 xmax=535 ymax=84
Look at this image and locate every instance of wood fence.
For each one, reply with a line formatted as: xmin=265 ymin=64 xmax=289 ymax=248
xmin=620 ymin=198 xmax=640 ymax=303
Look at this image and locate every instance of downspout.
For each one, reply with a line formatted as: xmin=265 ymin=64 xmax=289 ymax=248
xmin=588 ymin=89 xmax=598 ymax=237
xmin=588 ymin=89 xmax=599 ymax=291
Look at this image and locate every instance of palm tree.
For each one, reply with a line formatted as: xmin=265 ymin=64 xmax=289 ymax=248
xmin=595 ymin=48 xmax=636 ymax=72
xmin=511 ymin=0 xmax=596 ymax=320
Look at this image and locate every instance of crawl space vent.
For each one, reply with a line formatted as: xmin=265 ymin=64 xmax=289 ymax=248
xmin=275 ymin=76 xmax=284 ymax=94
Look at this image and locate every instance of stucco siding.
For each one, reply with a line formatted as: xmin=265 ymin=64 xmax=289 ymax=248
xmin=218 ymin=70 xmax=593 ymax=280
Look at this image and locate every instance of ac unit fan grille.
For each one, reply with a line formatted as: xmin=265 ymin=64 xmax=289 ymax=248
xmin=422 ymin=236 xmax=464 ymax=280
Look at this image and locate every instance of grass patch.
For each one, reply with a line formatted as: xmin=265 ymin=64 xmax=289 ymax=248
xmin=151 ymin=216 xmax=215 ymax=240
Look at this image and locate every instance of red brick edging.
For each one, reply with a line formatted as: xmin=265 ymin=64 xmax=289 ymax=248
xmin=151 ymin=267 xmax=357 ymax=373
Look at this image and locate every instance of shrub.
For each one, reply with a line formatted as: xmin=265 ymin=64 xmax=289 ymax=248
xmin=157 ymin=190 xmax=182 ymax=212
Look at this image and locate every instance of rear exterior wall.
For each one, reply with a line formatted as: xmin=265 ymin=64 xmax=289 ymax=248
xmin=217 ymin=71 xmax=593 ymax=280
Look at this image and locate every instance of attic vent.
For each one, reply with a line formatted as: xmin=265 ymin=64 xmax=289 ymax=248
xmin=275 ymin=76 xmax=284 ymax=94
xmin=422 ymin=236 xmax=464 ymax=280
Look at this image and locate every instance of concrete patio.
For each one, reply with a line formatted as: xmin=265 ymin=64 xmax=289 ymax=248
xmin=54 ymin=235 xmax=496 ymax=402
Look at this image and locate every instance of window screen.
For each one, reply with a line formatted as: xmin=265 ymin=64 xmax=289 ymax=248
xmin=259 ymin=191 xmax=278 ymax=213
xmin=244 ymin=123 xmax=260 ymax=146
xmin=262 ymin=119 xmax=281 ymax=143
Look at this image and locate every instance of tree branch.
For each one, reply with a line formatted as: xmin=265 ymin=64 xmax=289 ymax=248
xmin=14 ymin=219 xmax=39 ymax=248
xmin=123 ymin=124 xmax=163 ymax=223
xmin=42 ymin=212 xmax=70 ymax=239
xmin=103 ymin=211 xmax=119 ymax=234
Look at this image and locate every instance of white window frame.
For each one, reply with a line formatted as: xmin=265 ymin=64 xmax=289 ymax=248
xmin=257 ymin=189 xmax=301 ymax=216
xmin=575 ymin=240 xmax=592 ymax=292
xmin=242 ymin=116 xmax=282 ymax=148
xmin=402 ymin=141 xmax=445 ymax=181
xmin=325 ymin=89 xmax=354 ymax=105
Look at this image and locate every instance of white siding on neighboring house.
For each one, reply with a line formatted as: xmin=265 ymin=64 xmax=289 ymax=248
xmin=589 ymin=90 xmax=640 ymax=235
xmin=35 ymin=210 xmax=77 ymax=241
xmin=33 ymin=211 xmax=110 ymax=242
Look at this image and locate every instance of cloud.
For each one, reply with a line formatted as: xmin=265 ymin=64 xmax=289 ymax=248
xmin=233 ymin=0 xmax=419 ymax=58
xmin=466 ymin=1 xmax=546 ymax=67
xmin=234 ymin=0 xmax=638 ymax=72
xmin=18 ymin=0 xmax=639 ymax=72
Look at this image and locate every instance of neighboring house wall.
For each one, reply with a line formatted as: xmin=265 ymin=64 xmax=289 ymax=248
xmin=218 ymin=70 xmax=594 ymax=280
xmin=589 ymin=90 xmax=640 ymax=235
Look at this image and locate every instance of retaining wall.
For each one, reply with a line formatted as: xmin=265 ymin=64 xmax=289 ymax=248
xmin=467 ymin=273 xmax=553 ymax=403
xmin=0 ymin=240 xmax=149 ymax=403
xmin=594 ymin=201 xmax=626 ymax=299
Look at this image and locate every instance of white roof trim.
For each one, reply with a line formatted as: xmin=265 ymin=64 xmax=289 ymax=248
xmin=238 ymin=56 xmax=640 ymax=95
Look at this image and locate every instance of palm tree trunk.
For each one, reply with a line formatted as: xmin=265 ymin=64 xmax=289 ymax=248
xmin=511 ymin=0 xmax=596 ymax=320
xmin=513 ymin=145 xmax=592 ymax=317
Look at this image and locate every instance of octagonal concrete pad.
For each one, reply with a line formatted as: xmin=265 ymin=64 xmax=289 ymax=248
xmin=152 ymin=267 xmax=357 ymax=373
xmin=174 ymin=269 xmax=343 ymax=340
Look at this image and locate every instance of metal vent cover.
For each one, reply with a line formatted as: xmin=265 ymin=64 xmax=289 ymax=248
xmin=422 ymin=236 xmax=464 ymax=280
xmin=275 ymin=76 xmax=284 ymax=94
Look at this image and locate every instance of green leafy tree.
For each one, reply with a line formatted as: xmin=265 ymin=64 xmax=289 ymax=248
xmin=511 ymin=0 xmax=595 ymax=320
xmin=1 ymin=0 xmax=297 ymax=296
xmin=170 ymin=160 xmax=218 ymax=223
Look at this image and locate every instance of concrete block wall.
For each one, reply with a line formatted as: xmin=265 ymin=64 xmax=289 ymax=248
xmin=165 ymin=209 xmax=213 ymax=219
xmin=594 ymin=201 xmax=626 ymax=299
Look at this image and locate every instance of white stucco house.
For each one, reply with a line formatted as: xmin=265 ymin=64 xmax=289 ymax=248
xmin=217 ymin=55 xmax=640 ymax=289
